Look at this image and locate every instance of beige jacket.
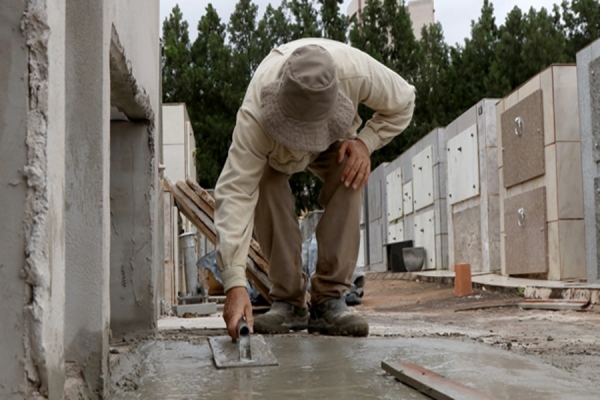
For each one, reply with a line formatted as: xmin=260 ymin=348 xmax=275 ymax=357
xmin=214 ymin=38 xmax=416 ymax=291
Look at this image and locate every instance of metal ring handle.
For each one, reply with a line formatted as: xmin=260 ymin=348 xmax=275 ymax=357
xmin=517 ymin=208 xmax=525 ymax=227
xmin=515 ymin=117 xmax=523 ymax=136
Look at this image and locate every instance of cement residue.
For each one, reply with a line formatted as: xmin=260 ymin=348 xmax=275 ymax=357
xmin=21 ymin=0 xmax=52 ymax=397
xmin=359 ymin=279 xmax=600 ymax=384
xmin=109 ymin=25 xmax=155 ymax=125
xmin=110 ymin=334 xmax=599 ymax=399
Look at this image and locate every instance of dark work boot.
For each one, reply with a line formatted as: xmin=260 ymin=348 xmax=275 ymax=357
xmin=308 ymin=297 xmax=369 ymax=337
xmin=253 ymin=301 xmax=309 ymax=334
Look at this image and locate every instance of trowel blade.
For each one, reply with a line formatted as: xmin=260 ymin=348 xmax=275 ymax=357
xmin=208 ymin=335 xmax=278 ymax=369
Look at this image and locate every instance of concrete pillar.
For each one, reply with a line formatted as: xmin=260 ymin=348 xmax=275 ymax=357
xmin=1 ymin=0 xmax=66 ymax=398
xmin=63 ymin=0 xmax=111 ymax=397
xmin=110 ymin=121 xmax=159 ymax=337
xmin=577 ymin=39 xmax=600 ymax=283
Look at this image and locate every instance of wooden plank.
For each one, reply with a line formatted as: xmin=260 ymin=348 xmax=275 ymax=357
xmin=166 ymin=179 xmax=216 ymax=243
xmin=381 ymin=361 xmax=497 ymax=400
xmin=454 ymin=302 xmax=519 ymax=313
xmin=181 ymin=179 xmax=215 ymax=220
xmin=186 ymin=177 xmax=215 ymax=209
xmin=185 ymin=178 xmax=270 ymax=270
xmin=177 ymin=180 xmax=271 ymax=274
xmin=518 ymin=299 xmax=590 ymax=311
xmin=165 ymin=178 xmax=273 ymax=303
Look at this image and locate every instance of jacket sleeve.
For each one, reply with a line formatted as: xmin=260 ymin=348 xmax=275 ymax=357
xmin=356 ymin=57 xmax=416 ymax=154
xmin=214 ymin=107 xmax=271 ymax=292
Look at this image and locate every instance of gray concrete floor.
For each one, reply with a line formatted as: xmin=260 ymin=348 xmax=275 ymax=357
xmin=110 ymin=335 xmax=598 ymax=399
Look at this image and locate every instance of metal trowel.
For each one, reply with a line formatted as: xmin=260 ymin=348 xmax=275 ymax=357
xmin=208 ymin=318 xmax=278 ymax=369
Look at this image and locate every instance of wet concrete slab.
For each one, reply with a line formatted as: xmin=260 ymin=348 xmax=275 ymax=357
xmin=111 ymin=336 xmax=598 ymax=399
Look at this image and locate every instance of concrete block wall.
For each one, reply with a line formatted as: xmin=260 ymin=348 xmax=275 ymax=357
xmin=497 ymin=65 xmax=586 ymax=281
xmin=0 ymin=1 xmax=67 ymax=398
xmin=0 ymin=1 xmax=161 ymax=398
xmin=577 ymin=39 xmax=600 ymax=283
xmin=366 ymin=164 xmax=388 ymax=270
xmin=365 ymin=128 xmax=448 ymax=272
xmin=385 ymin=128 xmax=448 ymax=271
xmin=446 ymin=99 xmax=501 ymax=273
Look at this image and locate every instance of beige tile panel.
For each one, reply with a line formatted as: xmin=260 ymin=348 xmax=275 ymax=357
xmin=559 ymin=219 xmax=587 ymax=280
xmin=553 ymin=66 xmax=580 ymax=142
xmin=541 ymin=68 xmax=555 ymax=146
xmin=501 ymin=90 xmax=545 ymax=188
xmin=545 ymin=144 xmax=559 ymax=222
xmin=505 ymin=90 xmax=519 ymax=110
xmin=518 ymin=73 xmax=541 ymax=100
xmin=547 ymin=221 xmax=561 ymax=281
xmin=504 ymin=187 xmax=548 ymax=275
xmin=556 ymin=142 xmax=584 ymax=219
xmin=496 ymin=102 xmax=504 ymax=167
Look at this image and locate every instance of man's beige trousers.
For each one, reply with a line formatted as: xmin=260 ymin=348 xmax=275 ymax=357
xmin=254 ymin=141 xmax=364 ymax=308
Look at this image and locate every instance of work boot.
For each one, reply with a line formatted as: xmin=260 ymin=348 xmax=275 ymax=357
xmin=253 ymin=301 xmax=309 ymax=334
xmin=308 ymin=297 xmax=369 ymax=337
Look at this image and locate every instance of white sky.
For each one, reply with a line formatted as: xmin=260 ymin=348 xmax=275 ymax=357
xmin=160 ymin=0 xmax=559 ymax=46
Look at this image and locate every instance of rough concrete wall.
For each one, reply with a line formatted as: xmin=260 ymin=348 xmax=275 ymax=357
xmin=367 ymin=164 xmax=387 ymax=271
xmin=1 ymin=0 xmax=67 ymax=398
xmin=382 ymin=128 xmax=448 ymax=271
xmin=110 ymin=121 xmax=157 ymax=337
xmin=108 ymin=0 xmax=162 ymax=337
xmin=111 ymin=0 xmax=160 ymax=121
xmin=577 ymin=39 xmax=600 ymax=283
xmin=63 ymin=0 xmax=111 ymax=397
xmin=0 ymin=2 xmax=30 ymax=396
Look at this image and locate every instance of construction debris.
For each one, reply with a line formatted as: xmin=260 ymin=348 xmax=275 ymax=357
xmin=518 ymin=299 xmax=591 ymax=311
xmin=381 ymin=361 xmax=497 ymax=400
xmin=165 ymin=177 xmax=273 ymax=303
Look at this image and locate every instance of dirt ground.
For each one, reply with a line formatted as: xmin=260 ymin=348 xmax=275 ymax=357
xmin=357 ymin=279 xmax=600 ymax=384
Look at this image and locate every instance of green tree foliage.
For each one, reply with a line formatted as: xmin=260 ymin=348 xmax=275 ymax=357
xmin=162 ymin=5 xmax=192 ymax=103
xmin=161 ymin=0 xmax=600 ymax=211
xmin=318 ymin=0 xmax=348 ymax=42
xmin=188 ymin=5 xmax=235 ymax=189
xmin=284 ymin=0 xmax=321 ymax=40
xmin=562 ymin=0 xmax=600 ymax=60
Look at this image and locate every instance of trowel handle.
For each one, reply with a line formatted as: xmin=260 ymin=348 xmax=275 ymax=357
xmin=236 ymin=317 xmax=250 ymax=338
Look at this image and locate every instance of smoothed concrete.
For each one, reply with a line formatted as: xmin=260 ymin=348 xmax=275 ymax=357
xmin=64 ymin=0 xmax=111 ymax=396
xmin=110 ymin=121 xmax=157 ymax=338
xmin=111 ymin=337 xmax=597 ymax=399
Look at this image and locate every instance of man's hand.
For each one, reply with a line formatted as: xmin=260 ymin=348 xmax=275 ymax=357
xmin=338 ymin=139 xmax=371 ymax=189
xmin=223 ymin=286 xmax=254 ymax=339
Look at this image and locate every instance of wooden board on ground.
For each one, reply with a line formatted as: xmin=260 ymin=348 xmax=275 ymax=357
xmin=165 ymin=178 xmax=273 ymax=303
xmin=381 ymin=361 xmax=497 ymax=400
xmin=518 ymin=299 xmax=590 ymax=311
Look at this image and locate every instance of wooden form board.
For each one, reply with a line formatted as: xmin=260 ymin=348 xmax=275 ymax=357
xmin=165 ymin=177 xmax=273 ymax=303
xmin=386 ymin=167 xmax=403 ymax=222
xmin=448 ymin=124 xmax=480 ymax=205
xmin=412 ymin=146 xmax=434 ymax=211
xmin=381 ymin=361 xmax=497 ymax=400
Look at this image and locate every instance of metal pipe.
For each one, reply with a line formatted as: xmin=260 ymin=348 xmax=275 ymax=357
xmin=180 ymin=232 xmax=198 ymax=296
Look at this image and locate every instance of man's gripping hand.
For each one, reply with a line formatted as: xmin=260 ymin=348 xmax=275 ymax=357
xmin=223 ymin=286 xmax=254 ymax=339
xmin=338 ymin=139 xmax=371 ymax=189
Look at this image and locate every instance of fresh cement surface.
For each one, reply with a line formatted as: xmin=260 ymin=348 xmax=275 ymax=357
xmin=110 ymin=334 xmax=597 ymax=399
xmin=113 ymin=280 xmax=600 ymax=398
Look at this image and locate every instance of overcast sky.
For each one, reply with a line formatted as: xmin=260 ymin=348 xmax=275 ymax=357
xmin=160 ymin=0 xmax=559 ymax=46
